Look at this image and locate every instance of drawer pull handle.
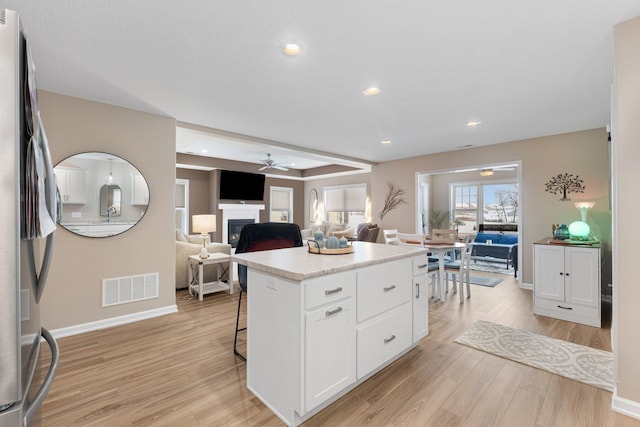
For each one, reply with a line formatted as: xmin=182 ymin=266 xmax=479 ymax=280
xmin=383 ymin=285 xmax=396 ymax=292
xmin=325 ymin=287 xmax=343 ymax=295
xmin=557 ymin=305 xmax=573 ymax=310
xmin=417 ymin=263 xmax=429 ymax=269
xmin=384 ymin=334 xmax=397 ymax=344
xmin=325 ymin=307 xmax=343 ymax=317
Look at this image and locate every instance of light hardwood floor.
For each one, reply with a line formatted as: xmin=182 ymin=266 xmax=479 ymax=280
xmin=33 ymin=271 xmax=640 ymax=427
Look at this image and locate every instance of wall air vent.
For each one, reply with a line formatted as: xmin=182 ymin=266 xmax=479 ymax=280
xmin=102 ymin=272 xmax=159 ymax=307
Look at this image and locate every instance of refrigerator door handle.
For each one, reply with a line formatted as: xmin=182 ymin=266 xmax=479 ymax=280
xmin=28 ymin=113 xmax=57 ymax=304
xmin=23 ymin=327 xmax=59 ymax=425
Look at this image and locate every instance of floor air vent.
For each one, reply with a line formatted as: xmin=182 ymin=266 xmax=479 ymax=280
xmin=102 ymin=272 xmax=159 ymax=307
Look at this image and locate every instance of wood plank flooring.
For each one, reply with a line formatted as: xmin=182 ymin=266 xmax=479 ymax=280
xmin=33 ymin=272 xmax=640 ymax=426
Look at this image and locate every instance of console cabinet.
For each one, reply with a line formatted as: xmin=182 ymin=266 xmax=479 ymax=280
xmin=240 ymin=246 xmax=428 ymax=426
xmin=533 ymin=239 xmax=601 ymax=327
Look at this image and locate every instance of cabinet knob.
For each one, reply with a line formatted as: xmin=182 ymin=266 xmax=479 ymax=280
xmin=559 ymin=272 xmax=564 ymax=275
xmin=565 ymin=273 xmax=570 ymax=276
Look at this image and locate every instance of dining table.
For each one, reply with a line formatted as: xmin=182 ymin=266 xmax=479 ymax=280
xmin=424 ymin=240 xmax=465 ymax=302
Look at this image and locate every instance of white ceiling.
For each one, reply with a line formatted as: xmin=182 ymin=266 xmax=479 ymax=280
xmin=3 ymin=1 xmax=639 ymax=170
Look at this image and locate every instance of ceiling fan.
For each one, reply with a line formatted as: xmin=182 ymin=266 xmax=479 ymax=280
xmin=258 ymin=153 xmax=290 ymax=171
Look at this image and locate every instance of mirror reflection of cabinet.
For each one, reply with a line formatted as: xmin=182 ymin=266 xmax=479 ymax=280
xmin=131 ymin=174 xmax=149 ymax=205
xmin=54 ymin=152 xmax=149 ymax=238
xmin=55 ymin=167 xmax=86 ymax=204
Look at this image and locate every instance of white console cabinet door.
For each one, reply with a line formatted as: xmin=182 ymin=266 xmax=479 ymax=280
xmin=565 ymin=246 xmax=599 ymax=307
xmin=305 ymin=299 xmax=356 ymax=412
xmin=533 ymin=244 xmax=565 ymax=301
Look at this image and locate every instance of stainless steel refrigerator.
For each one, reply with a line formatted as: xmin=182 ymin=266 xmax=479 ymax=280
xmin=0 ymin=9 xmax=59 ymax=427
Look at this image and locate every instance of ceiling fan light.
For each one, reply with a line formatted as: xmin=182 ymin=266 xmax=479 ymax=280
xmin=363 ymin=87 xmax=381 ymax=96
xmin=282 ymin=43 xmax=301 ymax=56
xmin=480 ymin=169 xmax=494 ymax=176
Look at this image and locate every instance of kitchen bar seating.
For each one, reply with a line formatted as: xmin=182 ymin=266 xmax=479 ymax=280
xmin=233 ymin=222 xmax=303 ymax=361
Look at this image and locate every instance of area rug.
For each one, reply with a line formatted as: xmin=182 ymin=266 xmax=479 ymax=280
xmin=469 ymin=260 xmax=515 ymax=276
xmin=454 ymin=320 xmax=613 ymax=391
xmin=469 ymin=276 xmax=502 ymax=287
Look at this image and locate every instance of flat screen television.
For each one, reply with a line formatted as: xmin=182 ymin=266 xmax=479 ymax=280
xmin=219 ymin=170 xmax=265 ymax=201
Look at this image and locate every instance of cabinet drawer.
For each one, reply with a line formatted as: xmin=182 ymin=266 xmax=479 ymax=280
xmin=356 ymin=302 xmax=412 ymax=379
xmin=534 ymin=297 xmax=600 ymax=327
xmin=357 ymin=259 xmax=411 ymax=322
xmin=412 ymin=256 xmax=431 ymax=276
xmin=305 ymin=270 xmax=356 ymax=310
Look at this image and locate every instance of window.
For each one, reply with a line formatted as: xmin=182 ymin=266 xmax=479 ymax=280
xmin=323 ymin=184 xmax=367 ymax=226
xmin=175 ymin=179 xmax=189 ymax=234
xmin=270 ymin=186 xmax=293 ymax=223
xmin=451 ymin=184 xmax=478 ymax=233
xmin=450 ymin=181 xmax=518 ymax=233
xmin=483 ymin=183 xmax=519 ymax=225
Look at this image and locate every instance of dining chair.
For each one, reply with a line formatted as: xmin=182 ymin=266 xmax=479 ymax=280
xmin=396 ymin=232 xmax=425 ymax=246
xmin=382 ymin=229 xmax=399 ymax=245
xmin=233 ymin=222 xmax=303 ymax=361
xmin=444 ymin=234 xmax=475 ymax=302
xmin=430 ymin=228 xmax=457 ymax=243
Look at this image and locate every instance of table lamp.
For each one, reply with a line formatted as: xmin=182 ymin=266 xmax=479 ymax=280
xmin=568 ymin=202 xmax=595 ymax=240
xmin=192 ymin=214 xmax=216 ymax=258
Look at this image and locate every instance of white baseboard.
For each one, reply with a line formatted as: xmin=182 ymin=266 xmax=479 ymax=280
xmin=612 ymin=388 xmax=640 ymax=420
xmin=520 ymin=281 xmax=533 ymax=290
xmin=50 ymin=304 xmax=178 ymax=339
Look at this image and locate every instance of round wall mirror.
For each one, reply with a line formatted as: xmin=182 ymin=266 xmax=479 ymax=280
xmin=54 ymin=152 xmax=149 ymax=238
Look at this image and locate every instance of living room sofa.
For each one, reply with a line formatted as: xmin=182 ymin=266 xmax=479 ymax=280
xmin=471 ymin=232 xmax=518 ymax=275
xmin=175 ymin=230 xmax=231 ymax=290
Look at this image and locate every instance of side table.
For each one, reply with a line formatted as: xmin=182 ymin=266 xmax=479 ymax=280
xmin=188 ymin=253 xmax=232 ymax=301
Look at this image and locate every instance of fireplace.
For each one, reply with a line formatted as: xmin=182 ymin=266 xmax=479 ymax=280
xmin=228 ymin=219 xmax=255 ymax=248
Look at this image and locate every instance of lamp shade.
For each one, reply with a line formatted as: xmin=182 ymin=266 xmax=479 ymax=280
xmin=192 ymin=214 xmax=216 ymax=234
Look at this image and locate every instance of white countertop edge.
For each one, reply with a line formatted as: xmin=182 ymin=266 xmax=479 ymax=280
xmin=232 ymin=242 xmax=428 ymax=281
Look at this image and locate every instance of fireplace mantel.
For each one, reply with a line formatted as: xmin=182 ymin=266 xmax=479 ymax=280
xmin=219 ymin=204 xmax=265 ymax=245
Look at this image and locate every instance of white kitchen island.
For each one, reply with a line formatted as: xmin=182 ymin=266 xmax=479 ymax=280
xmin=232 ymin=241 xmax=430 ymax=426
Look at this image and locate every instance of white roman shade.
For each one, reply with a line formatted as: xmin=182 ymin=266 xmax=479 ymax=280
xmin=271 ymin=188 xmax=291 ymax=210
xmin=324 ymin=185 xmax=366 ymax=212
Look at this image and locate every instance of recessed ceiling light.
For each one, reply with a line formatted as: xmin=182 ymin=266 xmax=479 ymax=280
xmin=480 ymin=169 xmax=494 ymax=176
xmin=363 ymin=87 xmax=381 ymax=96
xmin=283 ymin=43 xmax=301 ymax=56
xmin=466 ymin=120 xmax=482 ymax=127
xmin=381 ymin=140 xmax=391 ymax=144
xmin=200 ymin=149 xmax=208 ymax=154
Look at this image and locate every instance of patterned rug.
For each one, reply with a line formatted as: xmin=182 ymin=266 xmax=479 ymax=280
xmin=469 ymin=260 xmax=515 ymax=276
xmin=454 ymin=320 xmax=613 ymax=391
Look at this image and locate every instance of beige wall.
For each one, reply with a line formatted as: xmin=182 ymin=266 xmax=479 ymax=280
xmin=371 ymin=128 xmax=611 ymax=286
xmin=613 ymin=16 xmax=640 ymax=408
xmin=39 ymin=91 xmax=177 ymax=330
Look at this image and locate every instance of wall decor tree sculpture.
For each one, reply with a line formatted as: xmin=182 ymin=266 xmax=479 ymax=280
xmin=545 ymin=173 xmax=585 ymax=201
xmin=378 ymin=183 xmax=407 ymax=220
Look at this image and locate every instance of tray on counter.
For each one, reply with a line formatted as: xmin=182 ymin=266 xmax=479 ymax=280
xmin=307 ymin=240 xmax=354 ymax=255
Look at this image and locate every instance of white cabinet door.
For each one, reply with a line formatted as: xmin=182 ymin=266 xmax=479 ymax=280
xmin=565 ymin=246 xmax=599 ymax=307
xmin=131 ymin=173 xmax=149 ymax=205
xmin=305 ymin=299 xmax=356 ymax=412
xmin=534 ymin=244 xmax=564 ymax=301
xmin=412 ymin=273 xmax=428 ymax=342
xmin=56 ymin=168 xmax=86 ymax=204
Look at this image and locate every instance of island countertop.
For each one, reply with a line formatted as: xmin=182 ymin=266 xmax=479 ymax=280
xmin=232 ymin=241 xmax=427 ymax=281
